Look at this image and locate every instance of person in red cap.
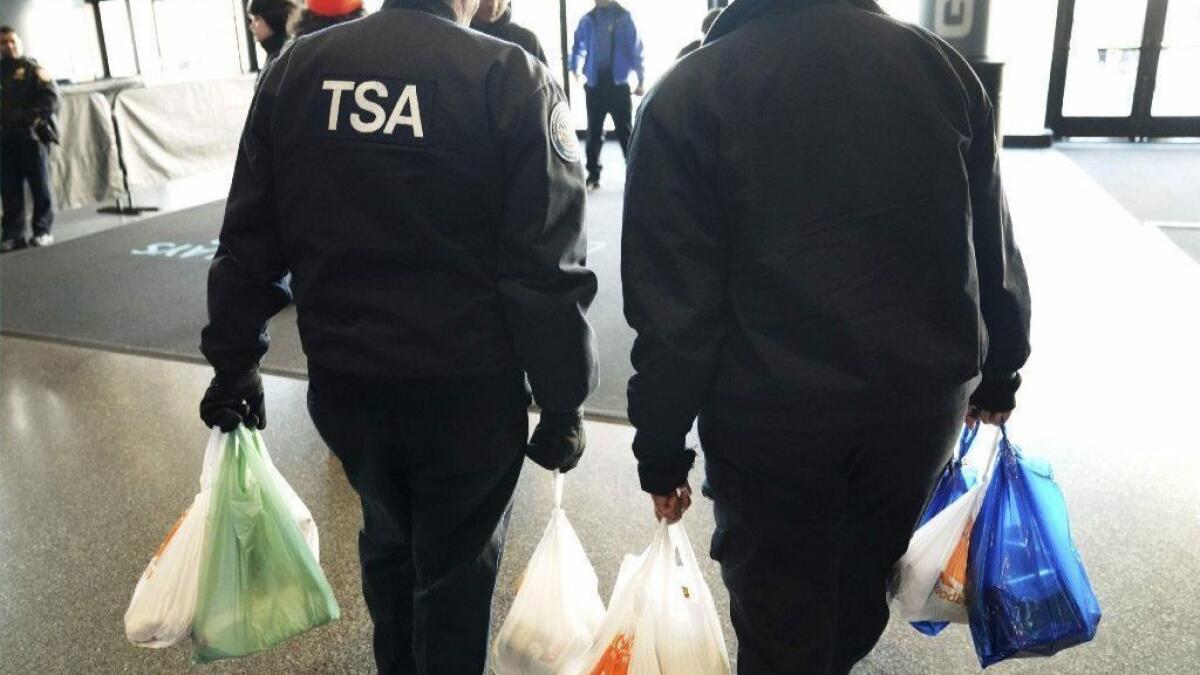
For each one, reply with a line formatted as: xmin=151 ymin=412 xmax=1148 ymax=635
xmin=291 ymin=0 xmax=366 ymax=37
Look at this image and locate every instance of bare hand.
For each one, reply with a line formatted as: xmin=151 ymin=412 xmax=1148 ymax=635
xmin=652 ymin=482 xmax=693 ymax=524
xmin=965 ymin=407 xmax=1012 ymax=428
xmin=634 ymin=83 xmax=646 ymax=97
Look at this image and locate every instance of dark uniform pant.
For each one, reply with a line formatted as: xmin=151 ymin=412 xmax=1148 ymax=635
xmin=699 ymin=409 xmax=963 ymax=675
xmin=1 ymin=136 xmax=54 ymax=243
xmin=307 ymin=368 xmax=530 ymax=675
xmin=584 ymin=72 xmax=632 ymax=181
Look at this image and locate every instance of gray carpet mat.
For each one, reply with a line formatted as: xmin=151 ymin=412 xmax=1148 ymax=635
xmin=0 ymin=193 xmax=633 ymax=418
xmin=1060 ymin=143 xmax=1200 ymax=266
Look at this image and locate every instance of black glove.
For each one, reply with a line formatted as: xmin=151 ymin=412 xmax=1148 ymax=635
xmin=200 ymin=370 xmax=266 ymax=432
xmin=526 ymin=410 xmax=586 ymax=472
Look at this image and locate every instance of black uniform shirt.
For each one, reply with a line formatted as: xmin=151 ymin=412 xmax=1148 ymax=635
xmin=471 ymin=5 xmax=547 ymax=65
xmin=202 ymin=2 xmax=598 ymax=413
xmin=0 ymin=57 xmax=59 ymax=140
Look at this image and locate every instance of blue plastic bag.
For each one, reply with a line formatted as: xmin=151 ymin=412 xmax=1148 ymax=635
xmin=909 ymin=425 xmax=980 ymax=637
xmin=967 ymin=428 xmax=1101 ymax=667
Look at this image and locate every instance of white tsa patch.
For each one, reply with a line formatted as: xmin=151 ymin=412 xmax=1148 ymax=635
xmin=550 ymin=101 xmax=580 ymax=163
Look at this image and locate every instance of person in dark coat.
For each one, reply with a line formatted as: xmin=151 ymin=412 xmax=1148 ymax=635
xmin=199 ymin=0 xmax=597 ymax=672
xmin=1 ymin=26 xmax=59 ymax=252
xmin=677 ymin=8 xmax=722 ymax=59
xmin=569 ymin=0 xmax=645 ymax=190
xmin=247 ymin=0 xmax=298 ymax=65
xmin=622 ymin=1 xmax=1031 ymax=672
xmin=290 ymin=0 xmax=366 ymax=38
xmin=471 ymin=0 xmax=546 ymax=64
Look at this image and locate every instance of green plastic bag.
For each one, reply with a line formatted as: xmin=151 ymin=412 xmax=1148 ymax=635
xmin=192 ymin=427 xmax=340 ymax=663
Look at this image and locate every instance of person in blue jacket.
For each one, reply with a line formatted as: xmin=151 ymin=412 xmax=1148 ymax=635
xmin=569 ymin=0 xmax=644 ymax=190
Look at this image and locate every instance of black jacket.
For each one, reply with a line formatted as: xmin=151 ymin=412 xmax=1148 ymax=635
xmin=472 ymin=5 xmax=547 ymax=65
xmin=623 ymin=0 xmax=1031 ymax=493
xmin=0 ymin=57 xmax=60 ymax=143
xmin=202 ymin=2 xmax=598 ymax=414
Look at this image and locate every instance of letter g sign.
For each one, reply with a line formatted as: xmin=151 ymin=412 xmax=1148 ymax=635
xmin=935 ymin=0 xmax=974 ymax=39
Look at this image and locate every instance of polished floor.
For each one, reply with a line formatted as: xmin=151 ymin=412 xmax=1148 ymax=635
xmin=3 ymin=146 xmax=1200 ymax=673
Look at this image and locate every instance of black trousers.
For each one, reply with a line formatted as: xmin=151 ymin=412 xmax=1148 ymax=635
xmin=584 ymin=78 xmax=632 ymax=181
xmin=307 ymin=368 xmax=531 ymax=675
xmin=1 ymin=136 xmax=54 ymax=242
xmin=699 ymin=409 xmax=963 ymax=675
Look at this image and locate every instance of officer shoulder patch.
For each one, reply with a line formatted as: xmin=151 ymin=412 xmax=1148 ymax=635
xmin=36 ymin=68 xmax=51 ymax=84
xmin=549 ymin=101 xmax=580 ymax=163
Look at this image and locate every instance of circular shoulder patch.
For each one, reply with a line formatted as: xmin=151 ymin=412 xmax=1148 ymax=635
xmin=549 ymin=101 xmax=580 ymax=164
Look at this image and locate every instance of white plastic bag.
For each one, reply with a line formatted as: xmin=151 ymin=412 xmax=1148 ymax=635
xmin=491 ymin=473 xmax=605 ymax=675
xmin=892 ymin=427 xmax=1002 ymax=624
xmin=124 ymin=429 xmax=320 ymax=648
xmin=579 ymin=522 xmax=730 ymax=675
xmin=124 ymin=430 xmax=223 ymax=647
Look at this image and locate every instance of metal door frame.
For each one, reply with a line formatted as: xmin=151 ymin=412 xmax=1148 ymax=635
xmin=1046 ymin=0 xmax=1200 ymax=138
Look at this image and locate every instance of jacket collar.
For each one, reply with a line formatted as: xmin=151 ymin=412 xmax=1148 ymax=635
xmin=381 ymin=0 xmax=458 ymax=23
xmin=704 ymin=0 xmax=881 ymax=45
xmin=591 ymin=1 xmax=626 ymax=16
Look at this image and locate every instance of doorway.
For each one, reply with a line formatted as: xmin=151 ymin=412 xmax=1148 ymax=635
xmin=1046 ymin=0 xmax=1200 ymax=138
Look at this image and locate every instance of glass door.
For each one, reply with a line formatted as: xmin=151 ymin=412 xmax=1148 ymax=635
xmin=1046 ymin=0 xmax=1200 ymax=138
xmin=1151 ymin=0 xmax=1200 ymax=118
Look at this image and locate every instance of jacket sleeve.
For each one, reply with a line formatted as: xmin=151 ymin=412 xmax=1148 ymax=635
xmin=569 ymin=15 xmax=589 ymax=74
xmin=31 ymin=66 xmax=60 ymax=118
xmin=625 ymin=14 xmax=645 ymax=83
xmin=200 ymin=57 xmax=293 ymax=375
xmin=967 ymin=93 xmax=1031 ymax=410
xmin=496 ymin=78 xmax=598 ymax=413
xmin=622 ymin=91 xmax=721 ymax=494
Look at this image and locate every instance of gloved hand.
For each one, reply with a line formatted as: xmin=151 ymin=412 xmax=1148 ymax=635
xmin=525 ymin=410 xmax=586 ymax=472
xmin=200 ymin=370 xmax=265 ymax=432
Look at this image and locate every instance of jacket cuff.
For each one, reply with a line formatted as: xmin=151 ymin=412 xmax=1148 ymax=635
xmin=969 ymin=372 xmax=1022 ymax=413
xmin=633 ymin=432 xmax=696 ymax=494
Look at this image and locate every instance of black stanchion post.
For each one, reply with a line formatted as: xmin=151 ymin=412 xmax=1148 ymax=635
xmin=920 ymin=0 xmax=1051 ymax=147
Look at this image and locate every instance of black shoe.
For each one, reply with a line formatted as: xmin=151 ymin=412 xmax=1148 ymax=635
xmin=0 ymin=238 xmax=26 ymax=253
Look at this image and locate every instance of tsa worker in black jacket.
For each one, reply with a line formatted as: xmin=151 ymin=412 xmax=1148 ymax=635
xmin=1 ymin=26 xmax=60 ymax=252
xmin=471 ymin=0 xmax=547 ymax=64
xmin=622 ymin=0 xmax=1031 ymax=672
xmin=198 ymin=0 xmax=598 ymax=671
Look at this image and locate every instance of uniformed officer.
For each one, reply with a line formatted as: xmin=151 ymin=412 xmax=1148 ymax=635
xmin=0 ymin=26 xmax=59 ymax=253
xmin=622 ymin=0 xmax=1031 ymax=673
xmin=198 ymin=0 xmax=598 ymax=672
xmin=471 ymin=0 xmax=547 ymax=65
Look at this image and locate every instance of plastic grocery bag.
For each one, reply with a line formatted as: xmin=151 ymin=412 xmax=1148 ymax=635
xmin=124 ymin=429 xmax=323 ymax=649
xmin=967 ymin=428 xmax=1101 ymax=667
xmin=191 ymin=427 xmax=340 ymax=663
xmin=909 ymin=426 xmax=981 ymax=636
xmin=491 ymin=473 xmax=606 ymax=675
xmin=892 ymin=426 xmax=1001 ymax=626
xmin=124 ymin=431 xmax=223 ymax=647
xmin=579 ymin=522 xmax=730 ymax=675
